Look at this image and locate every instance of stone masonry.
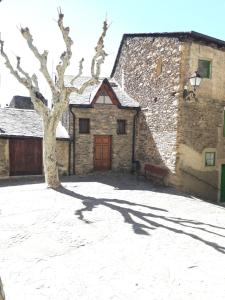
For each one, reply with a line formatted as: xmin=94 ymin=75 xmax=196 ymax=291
xmin=112 ymin=33 xmax=225 ymax=201
xmin=56 ymin=140 xmax=69 ymax=176
xmin=70 ymin=105 xmax=136 ymax=175
xmin=113 ymin=36 xmax=182 ymax=183
xmin=176 ymin=41 xmax=225 ymax=200
xmin=0 ymin=139 xmax=9 ymax=177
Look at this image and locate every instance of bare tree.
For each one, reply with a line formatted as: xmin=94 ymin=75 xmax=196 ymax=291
xmin=0 ymin=277 xmax=5 ymax=300
xmin=0 ymin=9 xmax=108 ymax=188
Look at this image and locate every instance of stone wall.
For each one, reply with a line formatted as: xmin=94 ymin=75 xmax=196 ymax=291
xmin=113 ymin=36 xmax=182 ymax=179
xmin=70 ymin=105 xmax=135 ymax=175
xmin=0 ymin=138 xmax=69 ymax=178
xmin=56 ymin=140 xmax=69 ymax=176
xmin=0 ymin=139 xmax=9 ymax=177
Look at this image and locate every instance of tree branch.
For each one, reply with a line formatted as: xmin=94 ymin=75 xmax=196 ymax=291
xmin=91 ymin=20 xmax=108 ymax=79
xmin=0 ymin=40 xmax=31 ymax=89
xmin=31 ymin=73 xmax=40 ymax=91
xmin=16 ymin=56 xmax=32 ymax=85
xmin=70 ymin=57 xmax=84 ymax=85
xmin=20 ymin=27 xmax=57 ymax=95
xmin=0 ymin=40 xmax=48 ymax=115
xmin=55 ymin=7 xmax=73 ymax=92
xmin=67 ymin=19 xmax=108 ymax=95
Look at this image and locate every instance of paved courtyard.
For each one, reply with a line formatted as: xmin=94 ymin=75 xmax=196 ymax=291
xmin=0 ymin=173 xmax=225 ymax=300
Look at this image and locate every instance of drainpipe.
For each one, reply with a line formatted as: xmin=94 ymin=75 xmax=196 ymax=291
xmin=132 ymin=108 xmax=140 ymax=172
xmin=68 ymin=138 xmax=71 ymax=176
xmin=69 ymin=105 xmax=76 ymax=175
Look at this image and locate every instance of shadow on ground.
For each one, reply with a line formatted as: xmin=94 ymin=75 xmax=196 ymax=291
xmin=0 ymin=175 xmax=45 ymax=187
xmin=55 ymin=184 xmax=225 ymax=254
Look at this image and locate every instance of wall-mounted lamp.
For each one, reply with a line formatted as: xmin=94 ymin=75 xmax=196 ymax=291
xmin=183 ymin=71 xmax=202 ymax=101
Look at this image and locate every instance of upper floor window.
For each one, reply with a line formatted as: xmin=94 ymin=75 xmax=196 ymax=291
xmin=79 ymin=118 xmax=90 ymax=134
xmin=96 ymin=92 xmax=113 ymax=104
xmin=117 ymin=119 xmax=126 ymax=135
xmin=198 ymin=59 xmax=211 ymax=79
xmin=205 ymin=152 xmax=216 ymax=166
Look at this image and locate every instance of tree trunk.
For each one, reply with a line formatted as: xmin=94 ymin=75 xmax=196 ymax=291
xmin=43 ymin=119 xmax=60 ymax=188
xmin=0 ymin=277 xmax=5 ymax=300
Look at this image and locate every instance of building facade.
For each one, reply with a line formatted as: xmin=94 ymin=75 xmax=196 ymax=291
xmin=111 ymin=31 xmax=225 ymax=202
xmin=1 ymin=31 xmax=225 ymax=202
xmin=0 ymin=107 xmax=69 ymax=178
xmin=65 ymin=77 xmax=139 ymax=175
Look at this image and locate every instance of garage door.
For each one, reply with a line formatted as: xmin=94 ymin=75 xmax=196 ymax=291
xmin=9 ymin=138 xmax=42 ymax=176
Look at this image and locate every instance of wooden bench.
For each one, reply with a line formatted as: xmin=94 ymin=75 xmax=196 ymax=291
xmin=144 ymin=164 xmax=169 ymax=185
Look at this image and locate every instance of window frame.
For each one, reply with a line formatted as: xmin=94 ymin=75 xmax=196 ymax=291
xmin=117 ymin=119 xmax=127 ymax=135
xmin=205 ymin=152 xmax=216 ymax=167
xmin=96 ymin=95 xmax=113 ymax=104
xmin=198 ymin=59 xmax=212 ymax=79
xmin=79 ymin=118 xmax=90 ymax=134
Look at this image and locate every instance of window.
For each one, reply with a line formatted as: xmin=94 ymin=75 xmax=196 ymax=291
xmin=205 ymin=152 xmax=216 ymax=166
xmin=96 ymin=92 xmax=112 ymax=104
xmin=198 ymin=59 xmax=211 ymax=78
xmin=117 ymin=120 xmax=126 ymax=135
xmin=79 ymin=118 xmax=90 ymax=134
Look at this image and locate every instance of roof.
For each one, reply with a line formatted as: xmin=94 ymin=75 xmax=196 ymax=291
xmin=9 ymin=95 xmax=48 ymax=109
xmin=0 ymin=108 xmax=69 ymax=139
xmin=10 ymin=95 xmax=34 ymax=110
xmin=111 ymin=31 xmax=225 ymax=77
xmin=64 ymin=76 xmax=139 ymax=109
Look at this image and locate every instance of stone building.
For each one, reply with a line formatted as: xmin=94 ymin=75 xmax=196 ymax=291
xmin=65 ymin=77 xmax=140 ymax=175
xmin=1 ymin=31 xmax=225 ymax=203
xmin=0 ymin=105 xmax=69 ymax=178
xmin=111 ymin=31 xmax=225 ymax=202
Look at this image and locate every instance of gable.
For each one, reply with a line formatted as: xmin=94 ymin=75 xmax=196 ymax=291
xmin=91 ymin=79 xmax=120 ymax=106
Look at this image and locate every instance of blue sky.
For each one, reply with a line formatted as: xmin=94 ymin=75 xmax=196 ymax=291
xmin=0 ymin=0 xmax=225 ymax=104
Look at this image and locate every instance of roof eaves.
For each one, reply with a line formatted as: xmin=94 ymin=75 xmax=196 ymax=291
xmin=70 ymin=104 xmax=93 ymax=108
xmin=118 ymin=105 xmax=141 ymax=110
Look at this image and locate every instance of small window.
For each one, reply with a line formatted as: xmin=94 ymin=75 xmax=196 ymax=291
xmin=79 ymin=118 xmax=90 ymax=134
xmin=198 ymin=59 xmax=211 ymax=78
xmin=117 ymin=120 xmax=126 ymax=135
xmin=96 ymin=92 xmax=112 ymax=104
xmin=205 ymin=152 xmax=216 ymax=166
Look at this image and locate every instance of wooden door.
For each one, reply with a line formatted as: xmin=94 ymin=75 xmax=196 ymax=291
xmin=94 ymin=135 xmax=111 ymax=170
xmin=220 ymin=165 xmax=225 ymax=202
xmin=9 ymin=138 xmax=42 ymax=176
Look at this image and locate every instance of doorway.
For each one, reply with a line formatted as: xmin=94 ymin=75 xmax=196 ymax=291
xmin=220 ymin=164 xmax=225 ymax=202
xmin=94 ymin=135 xmax=111 ymax=171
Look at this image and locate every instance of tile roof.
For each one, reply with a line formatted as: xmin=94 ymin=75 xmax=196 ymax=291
xmin=64 ymin=76 xmax=140 ymax=108
xmin=0 ymin=108 xmax=69 ymax=139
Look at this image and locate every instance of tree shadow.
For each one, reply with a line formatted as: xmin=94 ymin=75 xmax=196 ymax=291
xmin=55 ymin=186 xmax=225 ymax=254
xmin=61 ymin=173 xmax=191 ymax=198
